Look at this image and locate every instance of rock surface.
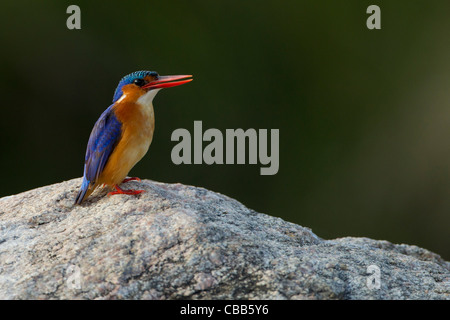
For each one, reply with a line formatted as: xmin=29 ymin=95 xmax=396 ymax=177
xmin=0 ymin=178 xmax=448 ymax=300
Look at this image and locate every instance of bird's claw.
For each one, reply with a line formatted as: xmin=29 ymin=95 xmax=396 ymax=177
xmin=108 ymin=184 xmax=145 ymax=196
xmin=122 ymin=177 xmax=142 ymax=183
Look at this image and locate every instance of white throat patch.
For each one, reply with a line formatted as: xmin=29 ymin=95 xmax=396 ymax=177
xmin=137 ymin=89 xmax=161 ymax=108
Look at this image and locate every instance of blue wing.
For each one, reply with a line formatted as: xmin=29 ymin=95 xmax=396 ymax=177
xmin=75 ymin=105 xmax=122 ymax=204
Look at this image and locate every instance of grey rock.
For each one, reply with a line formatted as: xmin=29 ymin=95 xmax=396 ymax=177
xmin=0 ymin=178 xmax=448 ymax=299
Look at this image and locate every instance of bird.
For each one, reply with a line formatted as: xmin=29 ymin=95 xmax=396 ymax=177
xmin=75 ymin=70 xmax=192 ymax=204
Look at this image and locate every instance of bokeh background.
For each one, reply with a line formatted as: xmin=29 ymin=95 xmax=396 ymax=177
xmin=1 ymin=0 xmax=449 ymax=259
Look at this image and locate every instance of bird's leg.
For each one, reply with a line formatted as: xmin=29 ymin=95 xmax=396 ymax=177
xmin=122 ymin=177 xmax=142 ymax=183
xmin=108 ymin=184 xmax=145 ymax=196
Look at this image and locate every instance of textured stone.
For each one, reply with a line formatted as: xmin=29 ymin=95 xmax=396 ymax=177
xmin=0 ymin=178 xmax=448 ymax=299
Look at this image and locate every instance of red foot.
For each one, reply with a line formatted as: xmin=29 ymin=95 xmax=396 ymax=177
xmin=108 ymin=184 xmax=145 ymax=196
xmin=122 ymin=177 xmax=142 ymax=183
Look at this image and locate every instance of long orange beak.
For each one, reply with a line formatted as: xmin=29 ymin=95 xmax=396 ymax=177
xmin=142 ymin=75 xmax=193 ymax=90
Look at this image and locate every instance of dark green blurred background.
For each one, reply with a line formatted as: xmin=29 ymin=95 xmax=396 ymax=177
xmin=1 ymin=1 xmax=449 ymax=259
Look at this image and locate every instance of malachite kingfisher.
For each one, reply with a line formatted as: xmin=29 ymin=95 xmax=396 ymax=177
xmin=75 ymin=70 xmax=192 ymax=204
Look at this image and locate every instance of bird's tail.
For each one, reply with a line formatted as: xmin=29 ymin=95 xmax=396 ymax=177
xmin=75 ymin=177 xmax=93 ymax=205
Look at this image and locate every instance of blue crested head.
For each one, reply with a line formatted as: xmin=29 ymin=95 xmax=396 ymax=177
xmin=112 ymin=70 xmax=159 ymax=103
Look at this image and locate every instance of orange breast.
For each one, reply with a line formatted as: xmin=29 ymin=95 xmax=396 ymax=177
xmin=97 ymin=95 xmax=155 ymax=187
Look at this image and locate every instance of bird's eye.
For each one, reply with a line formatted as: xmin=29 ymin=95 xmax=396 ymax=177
xmin=133 ymin=78 xmax=146 ymax=87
